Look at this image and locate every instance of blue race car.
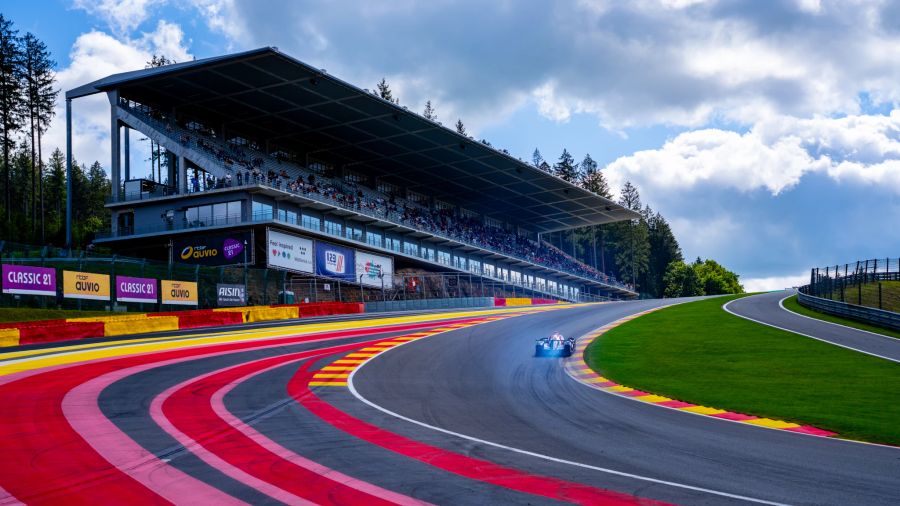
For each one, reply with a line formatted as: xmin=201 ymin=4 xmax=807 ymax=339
xmin=535 ymin=332 xmax=576 ymax=357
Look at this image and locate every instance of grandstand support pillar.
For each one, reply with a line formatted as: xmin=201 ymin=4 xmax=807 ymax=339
xmin=107 ymin=91 xmax=121 ymax=204
xmin=178 ymin=155 xmax=187 ymax=194
xmin=65 ymin=98 xmax=73 ymax=248
xmin=123 ymin=127 xmax=130 ymax=181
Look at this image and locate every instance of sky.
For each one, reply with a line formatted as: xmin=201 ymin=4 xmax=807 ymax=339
xmin=5 ymin=0 xmax=900 ymax=291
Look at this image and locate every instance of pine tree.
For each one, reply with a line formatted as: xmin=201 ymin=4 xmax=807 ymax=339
xmin=553 ymin=149 xmax=580 ymax=183
xmin=21 ymin=32 xmax=57 ymax=241
xmin=376 ymin=78 xmax=397 ymax=104
xmin=0 ymin=14 xmax=21 ymax=235
xmin=43 ymin=148 xmax=65 ymax=244
xmin=643 ymin=207 xmax=682 ymax=297
xmin=455 ymin=118 xmax=467 ymax=136
xmin=422 ymin=100 xmax=437 ymax=121
xmin=538 ymin=160 xmax=551 ymax=173
xmin=532 ymin=148 xmax=544 ymax=167
xmin=611 ymin=181 xmax=649 ymax=289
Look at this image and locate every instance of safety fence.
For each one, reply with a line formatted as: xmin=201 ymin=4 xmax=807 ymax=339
xmin=798 ymin=257 xmax=900 ymax=330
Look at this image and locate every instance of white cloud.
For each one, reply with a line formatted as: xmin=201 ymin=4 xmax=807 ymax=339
xmin=743 ymin=274 xmax=808 ymax=292
xmin=47 ymin=23 xmax=192 ymax=174
xmin=72 ymin=0 xmax=164 ymax=35
xmin=603 ymin=111 xmax=900 ymax=198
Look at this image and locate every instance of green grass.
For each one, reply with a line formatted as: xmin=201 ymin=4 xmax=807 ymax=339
xmin=820 ymin=280 xmax=900 ymax=313
xmin=782 ymin=294 xmax=900 ymax=340
xmin=585 ymin=295 xmax=900 ymax=445
xmin=0 ymin=307 xmax=112 ymax=323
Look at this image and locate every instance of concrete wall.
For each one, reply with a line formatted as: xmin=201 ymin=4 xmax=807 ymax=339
xmin=365 ymin=297 xmax=495 ymax=313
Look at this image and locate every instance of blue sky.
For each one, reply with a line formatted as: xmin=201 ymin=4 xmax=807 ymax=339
xmin=5 ymin=0 xmax=900 ymax=290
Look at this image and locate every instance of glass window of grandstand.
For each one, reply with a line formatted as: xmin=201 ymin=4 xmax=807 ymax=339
xmin=344 ymin=170 xmax=366 ymax=185
xmin=252 ymin=200 xmax=273 ymax=220
xmin=485 ymin=216 xmax=504 ymax=229
xmin=407 ymin=191 xmax=427 ymax=205
xmin=422 ymin=246 xmax=435 ymax=261
xmin=376 ymin=180 xmax=399 ymax=196
xmin=187 ymin=200 xmax=241 ymax=227
xmin=386 ymin=237 xmax=401 ymax=252
xmin=346 ymin=224 xmax=363 ymax=242
xmin=497 ymin=267 xmax=508 ymax=280
xmin=453 ymin=255 xmax=467 ymax=270
xmin=484 ymin=263 xmax=495 ymax=277
xmin=437 ymin=251 xmax=451 ymax=266
xmin=403 ymin=241 xmax=419 ymax=257
xmin=511 ymin=271 xmax=522 ymax=284
xmin=536 ymin=277 xmax=546 ymax=290
xmin=277 ymin=208 xmax=298 ymax=225
xmin=301 ymin=214 xmax=321 ymax=231
xmin=469 ymin=259 xmax=481 ymax=274
xmin=366 ymin=230 xmax=383 ymax=248
xmin=325 ymin=219 xmax=342 ymax=237
xmin=435 ymin=200 xmax=454 ymax=212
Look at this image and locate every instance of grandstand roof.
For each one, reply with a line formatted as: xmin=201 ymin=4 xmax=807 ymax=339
xmin=68 ymin=47 xmax=639 ymax=233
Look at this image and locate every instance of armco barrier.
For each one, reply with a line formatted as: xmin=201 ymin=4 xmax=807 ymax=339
xmin=797 ymin=291 xmax=900 ymax=332
xmin=103 ymin=316 xmax=180 ymax=337
xmin=17 ymin=321 xmax=106 ymax=345
xmin=504 ymin=297 xmax=533 ymax=306
xmin=365 ymin=297 xmax=494 ymax=313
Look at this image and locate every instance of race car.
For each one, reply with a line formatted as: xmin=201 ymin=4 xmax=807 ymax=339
xmin=534 ymin=332 xmax=576 ymax=357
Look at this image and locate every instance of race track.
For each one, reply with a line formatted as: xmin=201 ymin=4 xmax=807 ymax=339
xmin=725 ymin=290 xmax=900 ymax=363
xmin=0 ymin=298 xmax=898 ymax=505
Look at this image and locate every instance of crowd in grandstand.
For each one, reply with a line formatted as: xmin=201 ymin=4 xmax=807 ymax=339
xmin=128 ymin=102 xmax=626 ymax=288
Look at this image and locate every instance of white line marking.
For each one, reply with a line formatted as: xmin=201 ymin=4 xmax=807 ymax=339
xmin=778 ymin=293 xmax=899 ymax=341
xmin=722 ymin=296 xmax=900 ymax=364
xmin=347 ymin=306 xmax=789 ymax=506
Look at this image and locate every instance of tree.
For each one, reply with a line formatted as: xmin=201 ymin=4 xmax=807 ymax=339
xmin=645 ymin=209 xmax=682 ymax=297
xmin=376 ymin=78 xmax=397 ymax=104
xmin=43 ymin=148 xmax=65 ymax=243
xmin=553 ymin=149 xmax=580 ymax=182
xmin=146 ymin=54 xmax=176 ymax=68
xmin=663 ymin=260 xmax=703 ymax=297
xmin=611 ymin=181 xmax=649 ymax=288
xmin=0 ymin=14 xmax=21 ymax=234
xmin=532 ymin=148 xmax=544 ymax=167
xmin=455 ymin=118 xmax=467 ymax=136
xmin=422 ymin=100 xmax=437 ymax=121
xmin=21 ymin=32 xmax=57 ymax=242
xmin=694 ymin=259 xmax=744 ymax=295
xmin=538 ymin=160 xmax=551 ymax=173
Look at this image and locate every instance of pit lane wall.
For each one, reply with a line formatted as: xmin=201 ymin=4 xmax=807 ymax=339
xmin=0 ymin=302 xmax=363 ymax=347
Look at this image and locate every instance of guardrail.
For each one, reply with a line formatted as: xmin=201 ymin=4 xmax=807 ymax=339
xmin=796 ymin=290 xmax=900 ymax=332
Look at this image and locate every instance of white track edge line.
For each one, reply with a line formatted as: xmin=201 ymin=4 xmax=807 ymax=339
xmin=347 ymin=307 xmax=788 ymax=506
xmin=722 ymin=297 xmax=899 ymax=365
xmin=777 ymin=293 xmax=899 ymax=341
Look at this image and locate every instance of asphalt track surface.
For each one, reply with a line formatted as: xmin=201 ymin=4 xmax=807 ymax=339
xmin=725 ymin=290 xmax=900 ymax=363
xmin=0 ymin=299 xmax=897 ymax=505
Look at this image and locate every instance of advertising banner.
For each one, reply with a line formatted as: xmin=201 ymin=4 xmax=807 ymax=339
xmin=355 ymin=250 xmax=393 ymax=287
xmin=267 ymin=229 xmax=314 ymax=273
xmin=63 ymin=270 xmax=110 ymax=300
xmin=2 ymin=264 xmax=56 ymax=296
xmin=116 ymin=276 xmax=157 ymax=303
xmin=161 ymin=280 xmax=198 ymax=306
xmin=315 ymin=241 xmax=355 ymax=280
xmin=173 ymin=231 xmax=252 ymax=266
xmin=216 ymin=283 xmax=246 ymax=307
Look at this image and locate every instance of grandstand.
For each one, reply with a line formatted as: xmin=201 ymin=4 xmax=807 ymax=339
xmin=65 ymin=47 xmax=639 ymax=301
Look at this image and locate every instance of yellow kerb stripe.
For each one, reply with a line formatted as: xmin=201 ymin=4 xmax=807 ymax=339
xmin=309 ymin=381 xmax=347 ymax=387
xmin=312 ymin=373 xmax=350 ymax=379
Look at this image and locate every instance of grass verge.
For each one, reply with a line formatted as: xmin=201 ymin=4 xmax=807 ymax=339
xmin=781 ymin=294 xmax=900 ymax=340
xmin=0 ymin=307 xmax=112 ymax=323
xmin=585 ymin=295 xmax=900 ymax=445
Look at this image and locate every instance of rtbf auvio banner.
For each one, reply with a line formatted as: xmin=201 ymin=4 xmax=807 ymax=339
xmin=161 ymin=280 xmax=198 ymax=306
xmin=63 ymin=270 xmax=110 ymax=301
xmin=2 ymin=264 xmax=56 ymax=296
xmin=116 ymin=276 xmax=157 ymax=303
xmin=173 ymin=231 xmax=251 ymax=266
xmin=315 ymin=241 xmax=355 ymax=280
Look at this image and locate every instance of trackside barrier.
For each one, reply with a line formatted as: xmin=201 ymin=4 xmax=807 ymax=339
xmin=0 ymin=301 xmax=365 ymax=348
xmin=493 ymin=297 xmax=564 ymax=307
xmin=365 ymin=297 xmax=495 ymax=313
xmin=797 ymin=291 xmax=900 ymax=332
xmin=0 ymin=328 xmax=19 ymax=347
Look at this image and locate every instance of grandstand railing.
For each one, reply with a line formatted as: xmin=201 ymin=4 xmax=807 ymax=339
xmin=113 ymin=103 xmax=632 ymax=293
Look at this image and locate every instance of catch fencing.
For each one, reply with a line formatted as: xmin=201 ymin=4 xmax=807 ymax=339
xmin=799 ymin=258 xmax=900 ymax=329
